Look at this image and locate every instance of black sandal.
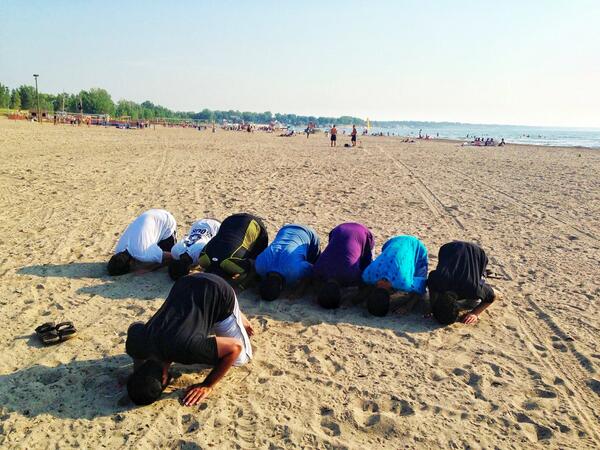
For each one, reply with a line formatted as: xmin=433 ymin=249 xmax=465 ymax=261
xmin=55 ymin=322 xmax=77 ymax=341
xmin=35 ymin=322 xmax=60 ymax=345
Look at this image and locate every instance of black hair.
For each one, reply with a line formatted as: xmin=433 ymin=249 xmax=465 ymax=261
xmin=168 ymin=253 xmax=192 ymax=281
xmin=367 ymin=287 xmax=390 ymax=317
xmin=317 ymin=280 xmax=341 ymax=309
xmin=107 ymin=251 xmax=132 ymax=276
xmin=127 ymin=360 xmax=165 ymax=406
xmin=125 ymin=322 xmax=151 ymax=360
xmin=431 ymin=291 xmax=460 ymax=325
xmin=259 ymin=272 xmax=284 ymax=301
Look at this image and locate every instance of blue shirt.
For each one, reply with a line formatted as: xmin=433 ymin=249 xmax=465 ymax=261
xmin=255 ymin=224 xmax=320 ymax=286
xmin=362 ymin=235 xmax=428 ymax=294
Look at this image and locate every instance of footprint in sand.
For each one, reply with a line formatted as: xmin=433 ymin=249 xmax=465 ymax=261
xmin=320 ymin=418 xmax=341 ymax=437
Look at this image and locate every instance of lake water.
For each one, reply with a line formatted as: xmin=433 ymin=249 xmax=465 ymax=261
xmin=336 ymin=123 xmax=600 ymax=148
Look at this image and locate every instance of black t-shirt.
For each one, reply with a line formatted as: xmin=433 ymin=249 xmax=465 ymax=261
xmin=137 ymin=273 xmax=235 ymax=365
xmin=428 ymin=241 xmax=494 ymax=302
xmin=198 ymin=213 xmax=268 ymax=276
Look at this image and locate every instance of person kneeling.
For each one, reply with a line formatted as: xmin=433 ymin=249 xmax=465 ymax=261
xmin=255 ymin=224 xmax=321 ymax=301
xmin=168 ymin=218 xmax=221 ymax=280
xmin=108 ymin=209 xmax=177 ymax=276
xmin=428 ymin=241 xmax=497 ymax=325
xmin=312 ymin=223 xmax=374 ymax=309
xmin=361 ymin=235 xmax=428 ymax=316
xmin=197 ymin=213 xmax=268 ymax=287
xmin=125 ymin=273 xmax=254 ymax=406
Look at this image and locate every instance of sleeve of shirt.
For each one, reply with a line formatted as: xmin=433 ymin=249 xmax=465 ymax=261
xmin=133 ymin=244 xmax=164 ymax=263
xmin=413 ymin=245 xmax=429 ymax=295
xmin=360 ymin=231 xmax=374 ymax=270
xmin=476 ymin=282 xmax=496 ymax=303
xmin=188 ymin=336 xmax=219 ymax=366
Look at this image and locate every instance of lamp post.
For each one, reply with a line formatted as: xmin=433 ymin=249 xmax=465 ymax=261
xmin=33 ymin=74 xmax=40 ymax=123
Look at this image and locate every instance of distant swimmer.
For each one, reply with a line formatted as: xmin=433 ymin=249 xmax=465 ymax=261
xmin=330 ymin=124 xmax=337 ymax=147
xmin=255 ymin=224 xmax=321 ymax=301
xmin=428 ymin=241 xmax=497 ymax=325
xmin=198 ymin=213 xmax=268 ymax=286
xmin=313 ymin=223 xmax=374 ymax=309
xmin=125 ymin=273 xmax=253 ymax=406
xmin=351 ymin=124 xmax=357 ymax=147
xmin=108 ymin=209 xmax=177 ymax=276
xmin=168 ymin=218 xmax=221 ymax=280
xmin=361 ymin=235 xmax=429 ymax=316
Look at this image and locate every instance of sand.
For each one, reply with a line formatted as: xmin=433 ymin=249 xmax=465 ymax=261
xmin=0 ymin=118 xmax=598 ymax=449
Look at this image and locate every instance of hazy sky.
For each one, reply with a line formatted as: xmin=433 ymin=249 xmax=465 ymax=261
xmin=1 ymin=0 xmax=599 ymax=127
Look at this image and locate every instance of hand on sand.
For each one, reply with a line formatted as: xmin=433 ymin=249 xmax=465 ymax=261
xmin=243 ymin=317 xmax=255 ymax=337
xmin=182 ymin=384 xmax=212 ymax=406
xmin=461 ymin=313 xmax=479 ymax=325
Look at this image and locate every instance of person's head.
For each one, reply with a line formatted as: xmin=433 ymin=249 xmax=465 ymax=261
xmin=127 ymin=360 xmax=166 ymax=406
xmin=125 ymin=322 xmax=151 ymax=360
xmin=317 ymin=279 xmax=341 ymax=309
xmin=367 ymin=287 xmax=391 ymax=317
xmin=107 ymin=250 xmax=132 ymax=276
xmin=431 ymin=291 xmax=460 ymax=325
xmin=168 ymin=253 xmax=192 ymax=281
xmin=259 ymin=272 xmax=285 ymax=301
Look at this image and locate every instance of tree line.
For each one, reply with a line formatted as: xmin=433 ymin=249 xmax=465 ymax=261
xmin=0 ymin=82 xmax=364 ymax=126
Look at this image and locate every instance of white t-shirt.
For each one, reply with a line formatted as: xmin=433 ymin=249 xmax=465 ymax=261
xmin=171 ymin=219 xmax=221 ymax=264
xmin=114 ymin=209 xmax=177 ymax=263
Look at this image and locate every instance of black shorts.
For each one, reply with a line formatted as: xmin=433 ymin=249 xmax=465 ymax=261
xmin=351 ymin=135 xmax=356 ymax=142
xmin=331 ymin=135 xmax=337 ymax=141
xmin=158 ymin=233 xmax=176 ymax=252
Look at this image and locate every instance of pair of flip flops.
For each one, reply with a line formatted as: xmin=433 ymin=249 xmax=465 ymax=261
xmin=34 ymin=321 xmax=77 ymax=345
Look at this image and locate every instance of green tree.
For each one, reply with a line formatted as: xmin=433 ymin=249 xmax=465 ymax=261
xmin=17 ymin=85 xmax=37 ymax=110
xmin=10 ymin=89 xmax=21 ymax=109
xmin=80 ymin=88 xmax=115 ymax=114
xmin=0 ymin=83 xmax=10 ymax=108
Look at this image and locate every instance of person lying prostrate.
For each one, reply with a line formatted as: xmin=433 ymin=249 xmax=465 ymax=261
xmin=255 ymin=224 xmax=321 ymax=301
xmin=108 ymin=209 xmax=177 ymax=276
xmin=125 ymin=273 xmax=254 ymax=406
xmin=169 ymin=219 xmax=221 ymax=280
xmin=361 ymin=235 xmax=428 ymax=316
xmin=198 ymin=213 xmax=268 ymax=285
xmin=428 ymin=241 xmax=497 ymax=325
xmin=313 ymin=222 xmax=374 ymax=309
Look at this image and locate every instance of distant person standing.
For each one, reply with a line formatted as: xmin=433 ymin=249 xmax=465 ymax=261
xmin=351 ymin=125 xmax=357 ymax=147
xmin=330 ymin=125 xmax=337 ymax=147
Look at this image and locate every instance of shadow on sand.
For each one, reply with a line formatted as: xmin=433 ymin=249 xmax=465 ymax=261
xmin=0 ymin=355 xmax=133 ymax=419
xmin=236 ymin=287 xmax=442 ymax=336
xmin=0 ymin=355 xmax=211 ymax=420
xmin=17 ymin=262 xmax=108 ymax=279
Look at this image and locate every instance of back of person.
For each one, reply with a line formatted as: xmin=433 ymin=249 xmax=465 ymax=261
xmin=115 ymin=209 xmax=176 ymax=263
xmin=428 ymin=241 xmax=488 ymax=299
xmin=171 ymin=218 xmax=221 ymax=264
xmin=362 ymin=235 xmax=428 ymax=294
xmin=313 ymin=222 xmax=374 ymax=286
xmin=255 ymin=224 xmax=320 ymax=286
xmin=198 ymin=213 xmax=268 ymax=277
xmin=142 ymin=273 xmax=235 ymax=364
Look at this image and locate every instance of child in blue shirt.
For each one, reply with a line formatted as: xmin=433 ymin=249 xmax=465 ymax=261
xmin=361 ymin=235 xmax=428 ymax=316
xmin=255 ymin=224 xmax=321 ymax=301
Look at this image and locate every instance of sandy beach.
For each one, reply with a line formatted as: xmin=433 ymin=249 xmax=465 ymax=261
xmin=0 ymin=118 xmax=598 ymax=449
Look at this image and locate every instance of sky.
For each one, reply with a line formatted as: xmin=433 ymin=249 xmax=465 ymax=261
xmin=1 ymin=0 xmax=599 ymax=127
